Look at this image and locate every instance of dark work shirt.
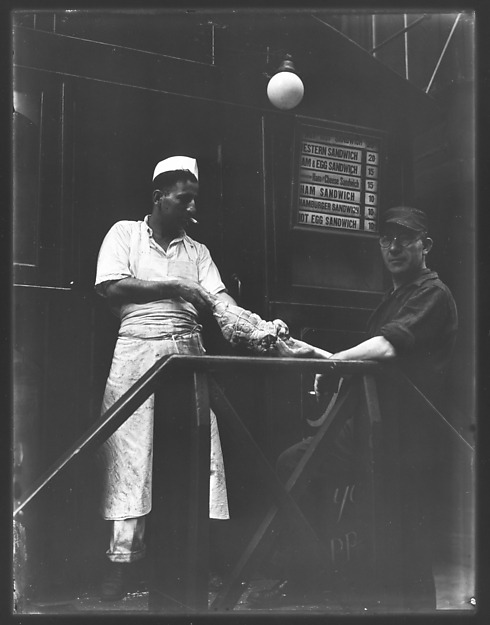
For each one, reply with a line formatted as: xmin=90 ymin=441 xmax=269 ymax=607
xmin=367 ymin=268 xmax=458 ymax=402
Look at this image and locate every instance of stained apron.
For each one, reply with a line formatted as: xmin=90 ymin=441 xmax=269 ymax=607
xmin=99 ymin=324 xmax=229 ymax=521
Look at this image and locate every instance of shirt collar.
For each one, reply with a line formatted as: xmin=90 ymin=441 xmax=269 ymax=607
xmin=143 ymin=215 xmax=192 ymax=247
xmin=142 ymin=215 xmax=196 ymax=253
xmin=181 ymin=233 xmax=196 ymax=255
xmin=384 ymin=268 xmax=438 ymax=300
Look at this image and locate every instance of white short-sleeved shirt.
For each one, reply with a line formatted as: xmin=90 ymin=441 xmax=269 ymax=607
xmin=95 ymin=216 xmax=226 ymax=328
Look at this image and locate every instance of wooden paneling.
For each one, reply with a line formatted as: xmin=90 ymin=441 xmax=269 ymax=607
xmin=13 ymin=285 xmax=109 ymax=597
xmin=413 ymin=83 xmax=475 ymax=423
xmin=54 ymin=11 xmax=215 ymax=63
xmin=13 ymin=26 xmax=219 ymax=102
xmin=13 ymin=70 xmax=58 ymax=286
xmin=219 ymin=106 xmax=267 ymax=315
xmin=13 ymin=286 xmax=104 ymax=475
xmin=13 ymin=108 xmax=41 ymax=269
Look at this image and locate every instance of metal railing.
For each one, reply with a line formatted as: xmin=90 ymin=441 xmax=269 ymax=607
xmin=13 ymin=355 xmax=377 ymax=518
xmin=13 ymin=354 xmax=474 ymax=612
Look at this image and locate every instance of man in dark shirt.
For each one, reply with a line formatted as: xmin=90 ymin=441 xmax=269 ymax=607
xmin=366 ymin=252 xmax=457 ymax=402
xmin=251 ymin=206 xmax=458 ymax=611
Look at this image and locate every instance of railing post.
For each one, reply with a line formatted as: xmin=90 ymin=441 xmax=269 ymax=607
xmin=358 ymin=372 xmax=404 ymax=609
xmin=148 ymin=367 xmax=211 ymax=613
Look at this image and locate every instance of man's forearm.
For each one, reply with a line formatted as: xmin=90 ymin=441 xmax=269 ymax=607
xmin=309 ymin=345 xmax=334 ymax=359
xmin=104 ymin=277 xmax=180 ymax=304
xmin=330 ymin=336 xmax=396 ymax=361
xmin=103 ymin=276 xmax=221 ymax=310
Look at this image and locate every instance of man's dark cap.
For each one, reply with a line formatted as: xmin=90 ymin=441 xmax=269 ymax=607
xmin=381 ymin=206 xmax=428 ymax=233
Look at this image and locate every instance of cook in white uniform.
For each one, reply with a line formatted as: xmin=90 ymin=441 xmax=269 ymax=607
xmin=95 ymin=156 xmax=236 ymax=600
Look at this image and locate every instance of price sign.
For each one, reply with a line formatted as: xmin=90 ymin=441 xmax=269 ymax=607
xmin=294 ymin=124 xmax=382 ymax=234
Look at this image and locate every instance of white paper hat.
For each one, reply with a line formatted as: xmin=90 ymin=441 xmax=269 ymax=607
xmin=152 ymin=156 xmax=199 ymax=181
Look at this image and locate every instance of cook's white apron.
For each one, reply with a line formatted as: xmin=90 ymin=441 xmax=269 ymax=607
xmin=99 ymin=327 xmax=229 ymax=520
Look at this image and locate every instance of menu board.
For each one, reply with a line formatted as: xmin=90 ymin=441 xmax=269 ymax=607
xmin=293 ymin=124 xmax=381 ymax=234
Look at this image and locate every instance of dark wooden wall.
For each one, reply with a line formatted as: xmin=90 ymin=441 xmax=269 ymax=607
xmin=412 ymin=79 xmax=475 ymax=569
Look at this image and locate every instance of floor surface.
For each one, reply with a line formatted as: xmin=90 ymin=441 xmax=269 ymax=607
xmin=21 ymin=560 xmax=475 ymax=615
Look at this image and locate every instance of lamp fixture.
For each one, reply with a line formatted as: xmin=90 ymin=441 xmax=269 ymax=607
xmin=267 ymin=54 xmax=304 ymax=110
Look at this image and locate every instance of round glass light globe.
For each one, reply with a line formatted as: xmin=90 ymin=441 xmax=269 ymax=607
xmin=267 ymin=72 xmax=304 ymax=110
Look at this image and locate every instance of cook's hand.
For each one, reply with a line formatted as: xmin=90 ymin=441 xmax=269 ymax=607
xmin=274 ymin=337 xmax=315 ymax=358
xmin=173 ymin=279 xmax=215 ymax=310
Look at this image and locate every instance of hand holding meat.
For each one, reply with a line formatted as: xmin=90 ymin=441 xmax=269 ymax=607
xmin=211 ymin=298 xmax=289 ymax=353
xmin=172 ymin=278 xmax=217 ymax=310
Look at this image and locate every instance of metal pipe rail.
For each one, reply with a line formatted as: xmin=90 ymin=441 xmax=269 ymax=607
xmin=13 ymin=354 xmax=473 ymax=613
xmin=13 ymin=355 xmax=378 ymax=518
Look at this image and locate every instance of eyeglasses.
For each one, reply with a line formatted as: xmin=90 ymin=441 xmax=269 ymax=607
xmin=378 ymin=233 xmax=422 ymax=248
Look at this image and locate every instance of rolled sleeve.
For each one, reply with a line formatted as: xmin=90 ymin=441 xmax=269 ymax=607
xmin=95 ymin=222 xmax=134 ymax=296
xmin=378 ymin=286 xmax=452 ymax=355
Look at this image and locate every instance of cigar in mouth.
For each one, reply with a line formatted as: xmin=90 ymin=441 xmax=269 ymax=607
xmin=189 ymin=217 xmax=199 ymax=224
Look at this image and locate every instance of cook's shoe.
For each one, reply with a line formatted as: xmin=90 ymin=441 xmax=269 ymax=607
xmin=99 ymin=562 xmax=127 ymax=601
